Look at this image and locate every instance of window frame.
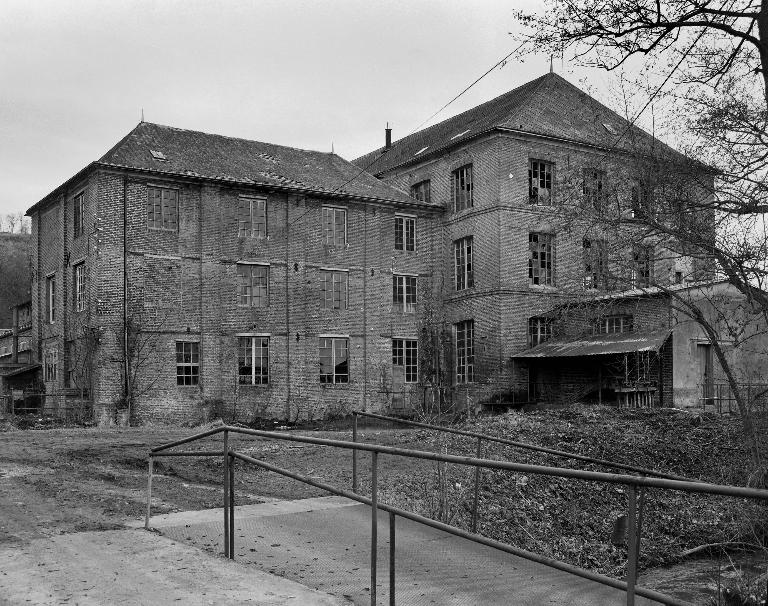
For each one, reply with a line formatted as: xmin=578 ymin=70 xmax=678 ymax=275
xmin=583 ymin=168 xmax=605 ymax=211
xmin=175 ymin=341 xmax=200 ymax=386
xmin=392 ymin=274 xmax=417 ymax=314
xmin=455 ymin=319 xmax=475 ymax=384
xmin=596 ymin=315 xmax=634 ymax=334
xmin=394 ymin=214 xmax=416 ymax=252
xmin=46 ymin=274 xmax=56 ymax=324
xmin=237 ymin=196 xmax=267 ymax=239
xmin=410 ymin=180 xmax=431 ymax=204
xmin=73 ymin=192 xmax=85 ymax=239
xmin=74 ymin=263 xmax=86 ymax=312
xmin=392 ymin=338 xmax=418 ymax=383
xmin=631 ymin=244 xmax=654 ymax=288
xmin=528 ymin=316 xmax=555 ymax=348
xmin=529 ymin=233 xmax=555 ymax=286
xmin=237 ymin=263 xmax=270 ymax=307
xmin=44 ymin=348 xmax=58 ymax=382
xmin=322 ymin=206 xmax=347 ymax=248
xmin=529 ymin=159 xmax=554 ymax=205
xmin=453 ymin=236 xmax=474 ymax=291
xmin=147 ymin=186 xmax=179 ymax=231
xmin=451 ymin=164 xmax=474 ymax=213
xmin=582 ymin=238 xmax=608 ymax=290
xmin=238 ymin=335 xmax=269 ymax=385
xmin=319 ymin=269 xmax=349 ymax=310
xmin=319 ymin=336 xmax=349 ymax=384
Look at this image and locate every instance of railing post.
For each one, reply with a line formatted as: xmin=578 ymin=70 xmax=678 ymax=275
xmin=145 ymin=455 xmax=153 ymax=529
xmin=353 ymin=412 xmax=359 ymax=494
xmin=223 ymin=428 xmax=230 ymax=559
xmin=626 ymin=484 xmax=638 ymax=606
xmin=472 ymin=436 xmax=482 ymax=533
xmin=229 ymin=452 xmax=235 ymax=560
xmin=389 ymin=511 xmax=396 ymax=606
xmin=371 ymin=451 xmax=378 ymax=606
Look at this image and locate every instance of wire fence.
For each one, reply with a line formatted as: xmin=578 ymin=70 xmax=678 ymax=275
xmin=697 ymin=382 xmax=768 ymax=415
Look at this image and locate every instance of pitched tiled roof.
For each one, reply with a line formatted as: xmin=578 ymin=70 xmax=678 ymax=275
xmin=96 ymin=122 xmax=418 ymax=205
xmin=353 ymin=72 xmax=681 ymax=175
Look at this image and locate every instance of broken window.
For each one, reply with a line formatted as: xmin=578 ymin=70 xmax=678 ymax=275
xmin=529 ymin=160 xmax=553 ymax=205
xmin=454 ymin=236 xmax=474 ymax=291
xmin=583 ymin=238 xmax=608 ymax=289
xmin=410 ymin=180 xmax=431 ymax=204
xmin=237 ymin=196 xmax=267 ymax=238
xmin=392 ymin=274 xmax=417 ymax=313
xmin=455 ymin=320 xmax=475 ymax=384
xmin=529 ymin=233 xmax=554 ymax=286
xmin=451 ymin=165 xmax=473 ymax=212
xmin=392 ymin=339 xmax=418 ymax=383
xmin=322 ymin=206 xmax=347 ymax=247
xmin=631 ymin=181 xmax=652 ymax=219
xmin=319 ymin=337 xmax=349 ymax=384
xmin=395 ymin=214 xmax=416 ymax=251
xmin=631 ymin=245 xmax=653 ymax=288
xmin=320 ymin=270 xmax=348 ymax=310
xmin=238 ymin=336 xmax=269 ymax=385
xmin=583 ymin=169 xmax=604 ymax=211
xmin=528 ymin=316 xmax=555 ymax=348
xmin=237 ymin=263 xmax=269 ymax=307
xmin=176 ymin=341 xmax=199 ymax=386
xmin=147 ymin=187 xmax=178 ymax=231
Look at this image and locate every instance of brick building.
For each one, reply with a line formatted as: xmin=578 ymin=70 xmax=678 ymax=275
xmin=25 ymin=123 xmax=441 ymax=424
xmin=20 ymin=72 xmax=767 ymax=423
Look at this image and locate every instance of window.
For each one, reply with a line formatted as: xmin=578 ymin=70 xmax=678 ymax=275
xmin=323 ymin=206 xmax=347 ymax=247
xmin=596 ymin=315 xmax=634 ymax=334
xmin=529 ymin=233 xmax=554 ymax=286
xmin=529 ymin=160 xmax=553 ymax=205
xmin=632 ymin=245 xmax=653 ymax=288
xmin=147 ymin=187 xmax=178 ymax=231
xmin=455 ymin=320 xmax=475 ymax=384
xmin=319 ymin=337 xmax=349 ymax=384
xmin=237 ymin=264 xmax=269 ymax=307
xmin=44 ymin=348 xmax=58 ymax=382
xmin=410 ymin=180 xmax=431 ymax=204
xmin=237 ymin=197 xmax=267 ymax=238
xmin=392 ymin=339 xmax=418 ymax=383
xmin=73 ymin=192 xmax=85 ymax=238
xmin=176 ymin=341 xmax=200 ymax=386
xmin=320 ymin=270 xmax=348 ymax=309
xmin=528 ymin=317 xmax=555 ymax=348
xmin=454 ymin=236 xmax=474 ymax=291
xmin=631 ymin=182 xmax=652 ymax=219
xmin=392 ymin=275 xmax=417 ymax=313
xmin=583 ymin=239 xmax=607 ymax=289
xmin=395 ymin=214 xmax=416 ymax=252
xmin=46 ymin=275 xmax=56 ymax=323
xmin=583 ymin=169 xmax=604 ymax=210
xmin=451 ymin=165 xmax=473 ymax=212
xmin=74 ymin=263 xmax=86 ymax=312
xmin=238 ymin=336 xmax=269 ymax=385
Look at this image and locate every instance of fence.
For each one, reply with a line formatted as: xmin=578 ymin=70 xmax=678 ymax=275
xmin=147 ymin=425 xmax=768 ymax=606
xmin=0 ymin=390 xmax=91 ymax=421
xmin=697 ymin=382 xmax=768 ymax=414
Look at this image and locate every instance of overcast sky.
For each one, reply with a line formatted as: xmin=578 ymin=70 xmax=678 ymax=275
xmin=0 ymin=0 xmax=630 ymax=216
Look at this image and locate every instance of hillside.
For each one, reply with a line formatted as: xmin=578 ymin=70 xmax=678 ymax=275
xmin=0 ymin=232 xmax=32 ymax=326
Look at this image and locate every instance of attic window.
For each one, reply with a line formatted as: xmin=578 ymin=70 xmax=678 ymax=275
xmin=415 ymin=146 xmax=429 ymax=156
xmin=450 ymin=129 xmax=470 ymax=140
xmin=150 ymin=150 xmax=168 ymax=161
xmin=603 ymin=123 xmax=618 ymax=135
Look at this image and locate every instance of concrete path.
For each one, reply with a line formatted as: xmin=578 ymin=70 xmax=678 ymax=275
xmin=0 ymin=527 xmax=348 ymax=606
xmin=149 ymin=496 xmax=661 ymax=606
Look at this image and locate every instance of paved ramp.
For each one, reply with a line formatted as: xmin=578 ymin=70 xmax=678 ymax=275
xmin=151 ymin=496 xmax=660 ymax=606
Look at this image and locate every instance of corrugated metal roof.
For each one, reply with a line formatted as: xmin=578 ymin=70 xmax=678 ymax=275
xmin=512 ymin=330 xmax=671 ymax=359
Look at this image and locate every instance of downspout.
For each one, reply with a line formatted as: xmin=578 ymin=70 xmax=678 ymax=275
xmin=123 ymin=177 xmax=130 ymax=419
xmin=285 ymin=196 xmax=291 ymax=419
xmin=362 ymin=204 xmax=368 ymax=412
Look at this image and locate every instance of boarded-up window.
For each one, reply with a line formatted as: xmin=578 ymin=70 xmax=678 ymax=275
xmin=147 ymin=187 xmax=178 ymax=230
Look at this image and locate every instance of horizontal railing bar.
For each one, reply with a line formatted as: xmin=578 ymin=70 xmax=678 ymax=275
xmin=223 ymin=426 xmax=768 ymax=500
xmin=353 ymin=410 xmax=693 ymax=482
xmin=230 ymin=450 xmax=693 ymax=606
xmin=151 ymin=426 xmax=225 ymax=452
xmin=150 ymin=450 xmax=224 ymax=457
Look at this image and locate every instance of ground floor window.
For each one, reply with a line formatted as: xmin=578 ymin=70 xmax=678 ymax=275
xmin=238 ymin=336 xmax=269 ymax=385
xmin=44 ymin=348 xmax=58 ymax=382
xmin=176 ymin=341 xmax=200 ymax=386
xmin=455 ymin=320 xmax=474 ymax=384
xmin=320 ymin=337 xmax=348 ymax=384
xmin=392 ymin=339 xmax=418 ymax=383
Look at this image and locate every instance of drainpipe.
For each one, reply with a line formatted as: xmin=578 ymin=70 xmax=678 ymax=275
xmin=123 ymin=177 xmax=130 ymax=416
xmin=11 ymin=306 xmax=19 ymax=364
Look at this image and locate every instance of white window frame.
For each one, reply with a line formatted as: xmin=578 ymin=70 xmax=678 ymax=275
xmin=392 ymin=338 xmax=418 ymax=383
xmin=598 ymin=315 xmax=634 ymax=334
xmin=392 ymin=274 xmax=417 ymax=313
xmin=454 ymin=236 xmax=474 ymax=291
xmin=320 ymin=269 xmax=349 ymax=310
xmin=176 ymin=341 xmax=200 ymax=386
xmin=529 ymin=233 xmax=554 ymax=286
xmin=237 ymin=262 xmax=269 ymax=307
xmin=322 ymin=206 xmax=347 ymax=247
xmin=451 ymin=165 xmax=473 ymax=212
xmin=238 ymin=335 xmax=269 ymax=385
xmin=74 ymin=263 xmax=86 ymax=312
xmin=455 ymin=320 xmax=474 ymax=384
xmin=529 ymin=159 xmax=554 ymax=205
xmin=238 ymin=196 xmax=267 ymax=238
xmin=46 ymin=274 xmax=56 ymax=324
xmin=395 ymin=214 xmax=416 ymax=252
xmin=319 ymin=336 xmax=349 ymax=384
xmin=44 ymin=348 xmax=58 ymax=382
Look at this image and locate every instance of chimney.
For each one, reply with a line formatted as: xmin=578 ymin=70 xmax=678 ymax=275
xmin=11 ymin=305 xmax=19 ymax=364
xmin=385 ymin=123 xmax=392 ymax=150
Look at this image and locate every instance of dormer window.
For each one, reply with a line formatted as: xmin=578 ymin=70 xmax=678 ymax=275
xmin=150 ymin=150 xmax=168 ymax=161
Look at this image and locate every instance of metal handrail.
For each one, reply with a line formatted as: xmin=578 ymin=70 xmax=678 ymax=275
xmin=352 ymin=410 xmax=694 ymax=482
xmin=146 ymin=424 xmax=768 ymax=606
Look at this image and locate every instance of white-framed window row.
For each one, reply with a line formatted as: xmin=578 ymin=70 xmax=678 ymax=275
xmin=322 ymin=206 xmax=347 ymax=248
xmin=44 ymin=348 xmax=58 ymax=382
xmin=319 ymin=335 xmax=349 ymax=384
xmin=46 ymin=273 xmax=56 ymax=324
xmin=237 ymin=262 xmax=269 ymax=307
xmin=237 ymin=196 xmax=267 ymax=239
xmin=237 ymin=334 xmax=270 ymax=386
xmin=73 ymin=262 xmax=86 ymax=312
